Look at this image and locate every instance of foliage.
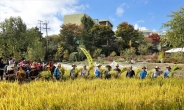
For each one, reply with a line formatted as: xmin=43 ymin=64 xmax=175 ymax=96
xmin=158 ymin=51 xmax=164 ymax=61
xmin=148 ymin=34 xmax=160 ymax=45
xmin=60 ymin=23 xmax=83 ymax=52
xmin=25 ymin=40 xmax=45 ymax=61
xmin=92 ymin=48 xmax=102 ymax=58
xmin=162 ymin=7 xmax=184 ymax=47
xmin=63 ymin=50 xmax=69 ymax=61
xmin=122 ymin=47 xmax=136 ymax=59
xmin=81 ymin=14 xmax=94 ymax=32
xmin=0 ymin=16 xmax=27 ymax=60
xmin=89 ymin=24 xmax=114 ymax=47
xmin=110 ymin=51 xmax=117 ymax=57
xmin=115 ymin=22 xmax=143 ymax=49
xmin=172 ymin=65 xmax=182 ymax=71
xmin=68 ymin=52 xmax=78 ymax=62
xmin=54 ymin=44 xmax=64 ymax=61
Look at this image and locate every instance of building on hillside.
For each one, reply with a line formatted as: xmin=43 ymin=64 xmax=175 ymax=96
xmin=140 ymin=30 xmax=158 ymax=37
xmin=63 ymin=13 xmax=86 ymax=25
xmin=99 ymin=19 xmax=113 ymax=29
xmin=63 ymin=13 xmax=113 ymax=28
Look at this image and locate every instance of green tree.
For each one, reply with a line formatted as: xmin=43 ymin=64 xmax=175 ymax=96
xmin=46 ymin=35 xmax=62 ymax=60
xmin=81 ymin=14 xmax=94 ymax=32
xmin=162 ymin=7 xmax=184 ymax=47
xmin=115 ymin=22 xmax=142 ymax=49
xmin=90 ymin=24 xmax=114 ymax=47
xmin=0 ymin=16 xmax=27 ymax=60
xmin=60 ymin=23 xmax=83 ymax=52
xmin=81 ymin=15 xmax=95 ymax=49
xmin=25 ymin=40 xmax=45 ymax=61
xmin=55 ymin=44 xmax=64 ymax=61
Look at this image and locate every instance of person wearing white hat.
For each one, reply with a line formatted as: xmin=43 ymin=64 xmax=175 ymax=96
xmin=164 ymin=66 xmax=171 ymax=78
xmin=152 ymin=66 xmax=161 ymax=78
xmin=95 ymin=64 xmax=101 ymax=78
xmin=29 ymin=65 xmax=39 ymax=80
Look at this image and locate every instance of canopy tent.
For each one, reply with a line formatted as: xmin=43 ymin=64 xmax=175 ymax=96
xmin=165 ymin=48 xmax=184 ymax=53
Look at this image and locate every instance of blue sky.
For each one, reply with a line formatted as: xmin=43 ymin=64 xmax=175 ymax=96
xmin=0 ymin=0 xmax=184 ymax=36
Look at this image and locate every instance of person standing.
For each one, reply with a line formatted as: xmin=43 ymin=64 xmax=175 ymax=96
xmin=70 ymin=64 xmax=77 ymax=80
xmin=29 ymin=66 xmax=39 ymax=80
xmin=164 ymin=66 xmax=171 ymax=78
xmin=140 ymin=66 xmax=147 ymax=79
xmin=95 ymin=64 xmax=101 ymax=78
xmin=53 ymin=64 xmax=62 ymax=80
xmin=0 ymin=57 xmax=5 ymax=80
xmin=81 ymin=65 xmax=88 ymax=78
xmin=104 ymin=65 xmax=112 ymax=79
xmin=126 ymin=66 xmax=135 ymax=78
xmin=114 ymin=64 xmax=121 ymax=78
xmin=152 ymin=66 xmax=161 ymax=78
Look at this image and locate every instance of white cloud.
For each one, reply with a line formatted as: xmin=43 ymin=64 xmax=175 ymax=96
xmin=134 ymin=23 xmax=147 ymax=30
xmin=116 ymin=3 xmax=126 ymax=17
xmin=137 ymin=20 xmax=144 ymax=23
xmin=109 ymin=16 xmax=115 ymax=22
xmin=0 ymin=0 xmax=88 ymax=36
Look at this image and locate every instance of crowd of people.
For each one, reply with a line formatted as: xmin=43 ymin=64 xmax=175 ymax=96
xmin=0 ymin=57 xmax=172 ymax=84
xmin=94 ymin=64 xmax=171 ymax=79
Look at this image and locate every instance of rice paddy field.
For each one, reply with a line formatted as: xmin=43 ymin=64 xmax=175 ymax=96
xmin=0 ymin=77 xmax=184 ymax=110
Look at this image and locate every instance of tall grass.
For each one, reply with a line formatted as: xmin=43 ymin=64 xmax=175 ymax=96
xmin=0 ymin=78 xmax=184 ymax=110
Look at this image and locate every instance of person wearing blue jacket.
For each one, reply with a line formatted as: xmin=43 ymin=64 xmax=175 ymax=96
xmin=140 ymin=66 xmax=147 ymax=79
xmin=95 ymin=64 xmax=101 ymax=78
xmin=53 ymin=64 xmax=62 ymax=80
xmin=164 ymin=66 xmax=171 ymax=78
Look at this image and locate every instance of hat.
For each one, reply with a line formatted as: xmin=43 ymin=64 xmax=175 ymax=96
xmin=106 ymin=65 xmax=111 ymax=68
xmin=96 ymin=64 xmax=101 ymax=67
xmin=31 ymin=66 xmax=35 ymax=69
xmin=166 ymin=66 xmax=171 ymax=69
xmin=142 ymin=66 xmax=146 ymax=69
xmin=72 ymin=64 xmax=76 ymax=67
xmin=155 ymin=66 xmax=159 ymax=69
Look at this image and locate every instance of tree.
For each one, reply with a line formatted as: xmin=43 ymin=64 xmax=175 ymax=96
xmin=0 ymin=16 xmax=27 ymax=60
xmin=162 ymin=7 xmax=184 ymax=47
xmin=81 ymin=14 xmax=94 ymax=32
xmin=25 ymin=40 xmax=45 ymax=61
xmin=90 ymin=24 xmax=114 ymax=47
xmin=148 ymin=34 xmax=160 ymax=45
xmin=81 ymin=15 xmax=95 ymax=49
xmin=60 ymin=23 xmax=83 ymax=52
xmin=115 ymin=22 xmax=142 ymax=49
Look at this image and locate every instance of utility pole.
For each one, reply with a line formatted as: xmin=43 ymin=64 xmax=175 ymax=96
xmin=38 ymin=20 xmax=43 ymax=40
xmin=43 ymin=21 xmax=50 ymax=60
xmin=38 ymin=20 xmax=43 ymax=32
